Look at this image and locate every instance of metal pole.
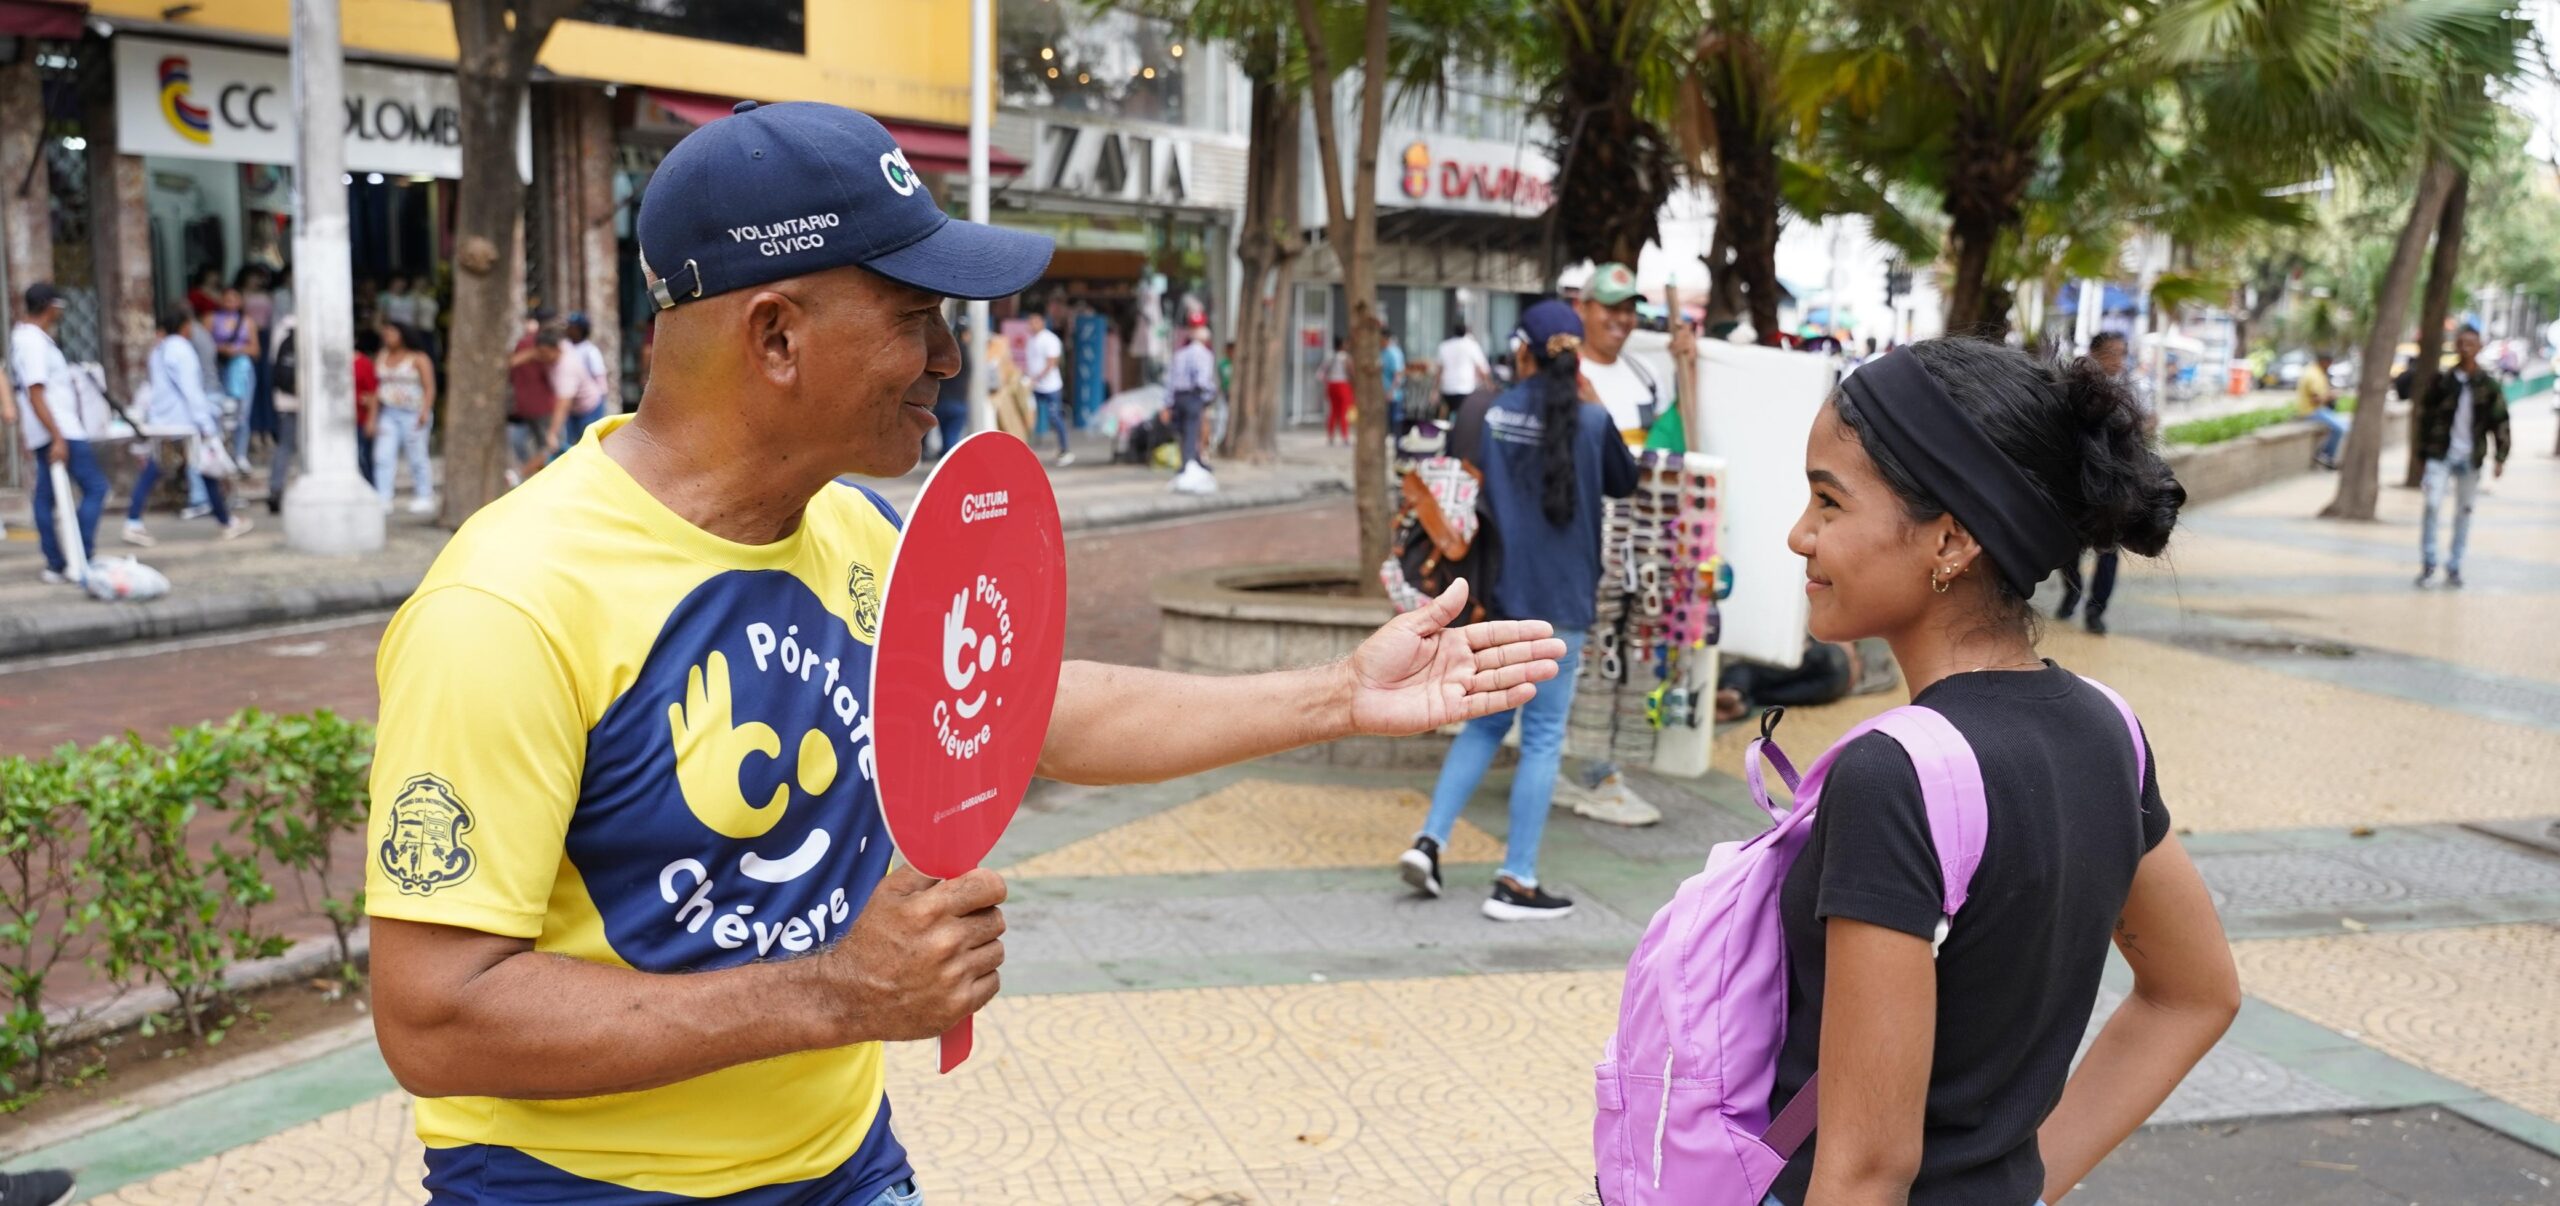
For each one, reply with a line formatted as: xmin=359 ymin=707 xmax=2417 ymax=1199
xmin=283 ymin=0 xmax=386 ymax=554
xmin=966 ymin=0 xmax=994 ymax=434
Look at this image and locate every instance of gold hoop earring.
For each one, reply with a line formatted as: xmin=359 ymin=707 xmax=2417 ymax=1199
xmin=1930 ymin=568 xmax=1951 ymax=595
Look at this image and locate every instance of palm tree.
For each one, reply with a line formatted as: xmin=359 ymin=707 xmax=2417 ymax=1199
xmin=1527 ymin=0 xmax=1690 ymax=271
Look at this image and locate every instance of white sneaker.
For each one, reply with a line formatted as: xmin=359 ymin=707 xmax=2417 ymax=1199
xmin=1171 ymin=462 xmax=1220 ymax=495
xmin=1054 ymin=451 xmax=1077 ymax=468
xmin=179 ymin=504 xmax=213 ymax=521
xmin=39 ymin=568 xmax=71 ymax=586
xmin=406 ymin=495 xmax=438 ymax=516
xmin=121 ymin=521 xmax=157 ymax=548
xmin=1560 ymin=773 xmax=1662 ymax=827
xmin=219 ymin=517 xmax=256 ymax=541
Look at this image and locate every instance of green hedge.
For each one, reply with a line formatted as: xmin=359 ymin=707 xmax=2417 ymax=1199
xmin=0 ymin=710 xmax=372 ymax=1109
xmin=2164 ymin=397 xmax=2355 ymax=448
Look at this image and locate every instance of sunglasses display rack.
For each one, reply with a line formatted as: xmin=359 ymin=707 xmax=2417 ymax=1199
xmin=1567 ymin=450 xmax=1731 ymax=778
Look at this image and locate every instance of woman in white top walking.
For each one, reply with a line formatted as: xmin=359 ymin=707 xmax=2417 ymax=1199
xmin=372 ymin=321 xmax=438 ymax=514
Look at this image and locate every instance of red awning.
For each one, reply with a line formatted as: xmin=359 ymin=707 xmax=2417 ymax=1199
xmin=644 ymin=89 xmax=1023 ymax=178
xmin=0 ymin=0 xmax=87 ymax=39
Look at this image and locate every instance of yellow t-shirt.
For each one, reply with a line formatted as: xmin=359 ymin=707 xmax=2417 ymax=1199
xmin=365 ymin=415 xmax=910 ymax=1201
xmin=2296 ymin=363 xmax=2333 ymax=414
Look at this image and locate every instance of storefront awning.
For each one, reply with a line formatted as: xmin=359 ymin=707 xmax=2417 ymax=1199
xmin=644 ymin=89 xmax=1023 ymax=178
xmin=0 ymin=0 xmax=87 ymax=39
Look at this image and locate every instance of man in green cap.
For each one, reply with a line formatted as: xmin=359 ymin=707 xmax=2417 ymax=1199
xmin=1574 ymin=262 xmax=1695 ymax=450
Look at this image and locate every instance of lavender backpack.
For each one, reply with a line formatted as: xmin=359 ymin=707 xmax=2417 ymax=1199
xmin=1593 ymin=681 xmax=2143 ymax=1204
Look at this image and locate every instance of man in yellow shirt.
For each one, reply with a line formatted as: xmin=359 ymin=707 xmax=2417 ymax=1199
xmin=364 ymin=102 xmax=1565 ymax=1206
xmin=2297 ymin=351 xmax=2347 ymax=469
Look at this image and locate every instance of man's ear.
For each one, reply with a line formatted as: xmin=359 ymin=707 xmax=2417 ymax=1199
xmin=743 ymin=291 xmax=800 ymax=388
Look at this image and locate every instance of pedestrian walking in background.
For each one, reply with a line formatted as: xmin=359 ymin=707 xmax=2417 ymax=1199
xmin=1380 ymin=327 xmax=1407 ymax=435
xmin=13 ymin=284 xmax=103 ymax=584
xmin=379 ymin=275 xmax=418 ymax=330
xmin=546 ymin=313 xmax=609 ymax=457
xmin=2415 ymin=326 xmax=2512 ymax=589
xmin=1434 ymin=320 xmax=1491 ymax=419
xmin=1321 ymin=336 xmax=1354 ymax=445
xmin=265 ymin=312 xmax=301 ymax=514
xmin=1401 ymin=300 xmax=1638 ymax=921
xmin=354 ymin=327 xmax=381 ymax=486
xmin=1166 ymin=313 xmax=1220 ymax=494
xmin=126 ymin=309 xmax=251 ymax=544
xmin=2299 ymin=349 xmax=2347 ymax=469
xmin=931 ymin=306 xmax=971 ymax=459
xmin=1026 ymin=310 xmax=1072 ymax=466
xmin=2056 ymin=332 xmax=2153 ymax=634
xmin=507 ymin=309 xmax=560 ymax=475
xmin=372 ymin=321 xmax=438 ymax=515
xmin=1765 ymin=339 xmax=2232 ymax=1206
xmin=208 ymin=286 xmax=260 ymax=463
xmin=185 ymin=267 xmax=223 ymax=318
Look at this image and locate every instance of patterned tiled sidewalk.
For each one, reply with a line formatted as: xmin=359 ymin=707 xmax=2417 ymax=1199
xmin=23 ymin=409 xmax=2560 ymax=1202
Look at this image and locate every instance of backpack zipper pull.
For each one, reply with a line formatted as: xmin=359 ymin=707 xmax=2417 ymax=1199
xmin=1651 ymin=1044 xmax=1675 ymax=1187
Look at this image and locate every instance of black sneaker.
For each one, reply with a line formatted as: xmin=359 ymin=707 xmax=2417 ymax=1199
xmin=0 ymin=1169 xmax=76 ymax=1206
xmin=2446 ymin=570 xmax=2465 ymax=589
xmin=1482 ymin=876 xmax=1574 ymax=922
xmin=2415 ymin=568 xmax=2435 ymax=589
xmin=2085 ymin=614 xmax=2109 ymax=636
xmin=1399 ymin=836 xmax=1442 ymax=898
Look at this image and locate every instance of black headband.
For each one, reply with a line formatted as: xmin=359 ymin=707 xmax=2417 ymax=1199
xmin=1839 ymin=348 xmax=2079 ymax=596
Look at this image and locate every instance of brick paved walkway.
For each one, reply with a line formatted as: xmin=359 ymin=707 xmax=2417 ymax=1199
xmin=15 ymin=407 xmax=2560 ymax=1203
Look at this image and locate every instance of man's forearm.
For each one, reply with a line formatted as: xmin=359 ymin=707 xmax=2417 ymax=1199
xmin=1037 ymin=660 xmax=1354 ymax=786
xmin=381 ymin=943 xmax=847 ymax=1100
xmin=27 ymin=386 xmax=63 ymax=443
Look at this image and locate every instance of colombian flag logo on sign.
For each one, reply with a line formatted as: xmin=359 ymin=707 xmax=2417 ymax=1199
xmin=158 ymin=56 xmax=211 ymax=145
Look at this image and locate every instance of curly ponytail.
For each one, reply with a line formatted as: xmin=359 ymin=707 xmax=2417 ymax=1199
xmin=1535 ymin=345 xmax=1582 ymax=527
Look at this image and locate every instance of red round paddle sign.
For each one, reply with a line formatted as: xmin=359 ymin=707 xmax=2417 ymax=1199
xmin=870 ymin=432 xmax=1067 ymax=880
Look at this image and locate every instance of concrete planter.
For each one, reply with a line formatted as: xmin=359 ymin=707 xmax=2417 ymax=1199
xmin=2162 ymin=401 xmax=2410 ymax=507
xmin=1153 ymin=562 xmax=1453 ymax=769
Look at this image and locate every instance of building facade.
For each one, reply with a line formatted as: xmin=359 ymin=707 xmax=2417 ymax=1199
xmin=1289 ymin=69 xmax=1555 ymax=425
xmin=986 ymin=0 xmax=1248 ymax=425
xmin=0 ymin=0 xmax=982 ymax=413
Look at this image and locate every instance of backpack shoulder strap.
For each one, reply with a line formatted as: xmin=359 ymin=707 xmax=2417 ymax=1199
xmin=2078 ymin=677 xmax=2147 ymax=790
xmin=1764 ymin=704 xmax=1987 ymax=1161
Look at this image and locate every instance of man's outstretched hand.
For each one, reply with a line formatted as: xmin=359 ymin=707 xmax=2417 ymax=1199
xmin=1345 ymin=579 xmax=1566 ymax=737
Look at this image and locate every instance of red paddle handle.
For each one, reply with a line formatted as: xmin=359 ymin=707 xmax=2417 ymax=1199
xmin=939 ymin=1015 xmax=973 ymax=1074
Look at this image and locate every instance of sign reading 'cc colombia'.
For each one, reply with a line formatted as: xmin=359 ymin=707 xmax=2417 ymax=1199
xmin=115 ymin=36 xmax=531 ymax=180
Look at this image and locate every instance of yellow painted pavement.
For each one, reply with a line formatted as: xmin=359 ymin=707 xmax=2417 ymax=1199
xmin=2235 ymin=923 xmax=2560 ymax=1122
xmin=1005 ymin=779 xmax=1507 ymax=878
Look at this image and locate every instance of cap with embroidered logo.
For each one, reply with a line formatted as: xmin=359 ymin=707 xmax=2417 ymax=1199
xmin=1587 ymin=262 xmax=1640 ymax=306
xmin=637 ymin=100 xmax=1054 ymax=308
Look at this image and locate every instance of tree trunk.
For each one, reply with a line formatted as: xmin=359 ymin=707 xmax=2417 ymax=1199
xmin=442 ymin=0 xmax=576 ymax=528
xmin=1945 ymin=215 xmax=2002 ymax=338
xmin=2325 ymin=153 xmax=2458 ymax=521
xmin=1721 ymin=140 xmax=1783 ymax=346
xmin=2399 ymin=169 xmax=2468 ymax=489
xmin=1222 ymin=58 xmax=1299 ymax=465
xmin=1292 ymin=0 xmax=1395 ymax=593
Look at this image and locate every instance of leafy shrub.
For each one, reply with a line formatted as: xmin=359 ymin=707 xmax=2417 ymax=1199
xmin=79 ymin=726 xmax=285 ymax=1042
xmin=0 ymin=752 xmax=87 ymax=1098
xmin=225 ymin=709 xmax=374 ymax=976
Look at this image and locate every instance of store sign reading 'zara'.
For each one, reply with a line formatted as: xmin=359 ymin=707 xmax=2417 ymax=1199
xmin=116 ymin=36 xmax=531 ymax=180
xmin=1032 ymin=122 xmax=1193 ymax=205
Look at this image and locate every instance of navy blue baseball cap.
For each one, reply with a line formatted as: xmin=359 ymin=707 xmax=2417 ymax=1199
xmin=1511 ymin=298 xmax=1585 ymax=362
xmin=638 ymin=101 xmax=1054 ymax=308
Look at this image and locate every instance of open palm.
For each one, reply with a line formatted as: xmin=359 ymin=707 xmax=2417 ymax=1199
xmin=1347 ymin=580 xmax=1567 ymax=736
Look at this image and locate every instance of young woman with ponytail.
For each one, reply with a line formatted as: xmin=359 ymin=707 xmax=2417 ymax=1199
xmin=1765 ymin=339 xmax=2238 ymax=1205
xmin=1398 ymin=299 xmax=1638 ymax=921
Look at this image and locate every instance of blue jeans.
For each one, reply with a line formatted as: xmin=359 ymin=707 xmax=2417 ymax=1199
xmin=870 ymin=1180 xmax=921 ymax=1206
xmin=2420 ymin=456 xmax=2481 ymax=574
xmin=1034 ymin=389 xmax=1069 ymax=455
xmin=374 ymin=407 xmax=433 ymax=504
xmin=932 ymin=398 xmax=969 ymax=458
xmin=32 ymin=439 xmax=108 ymax=576
xmin=1420 ymin=630 xmax=1585 ymax=887
xmin=2310 ymin=407 xmax=2349 ymax=463
xmin=127 ymin=457 xmax=231 ymax=527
